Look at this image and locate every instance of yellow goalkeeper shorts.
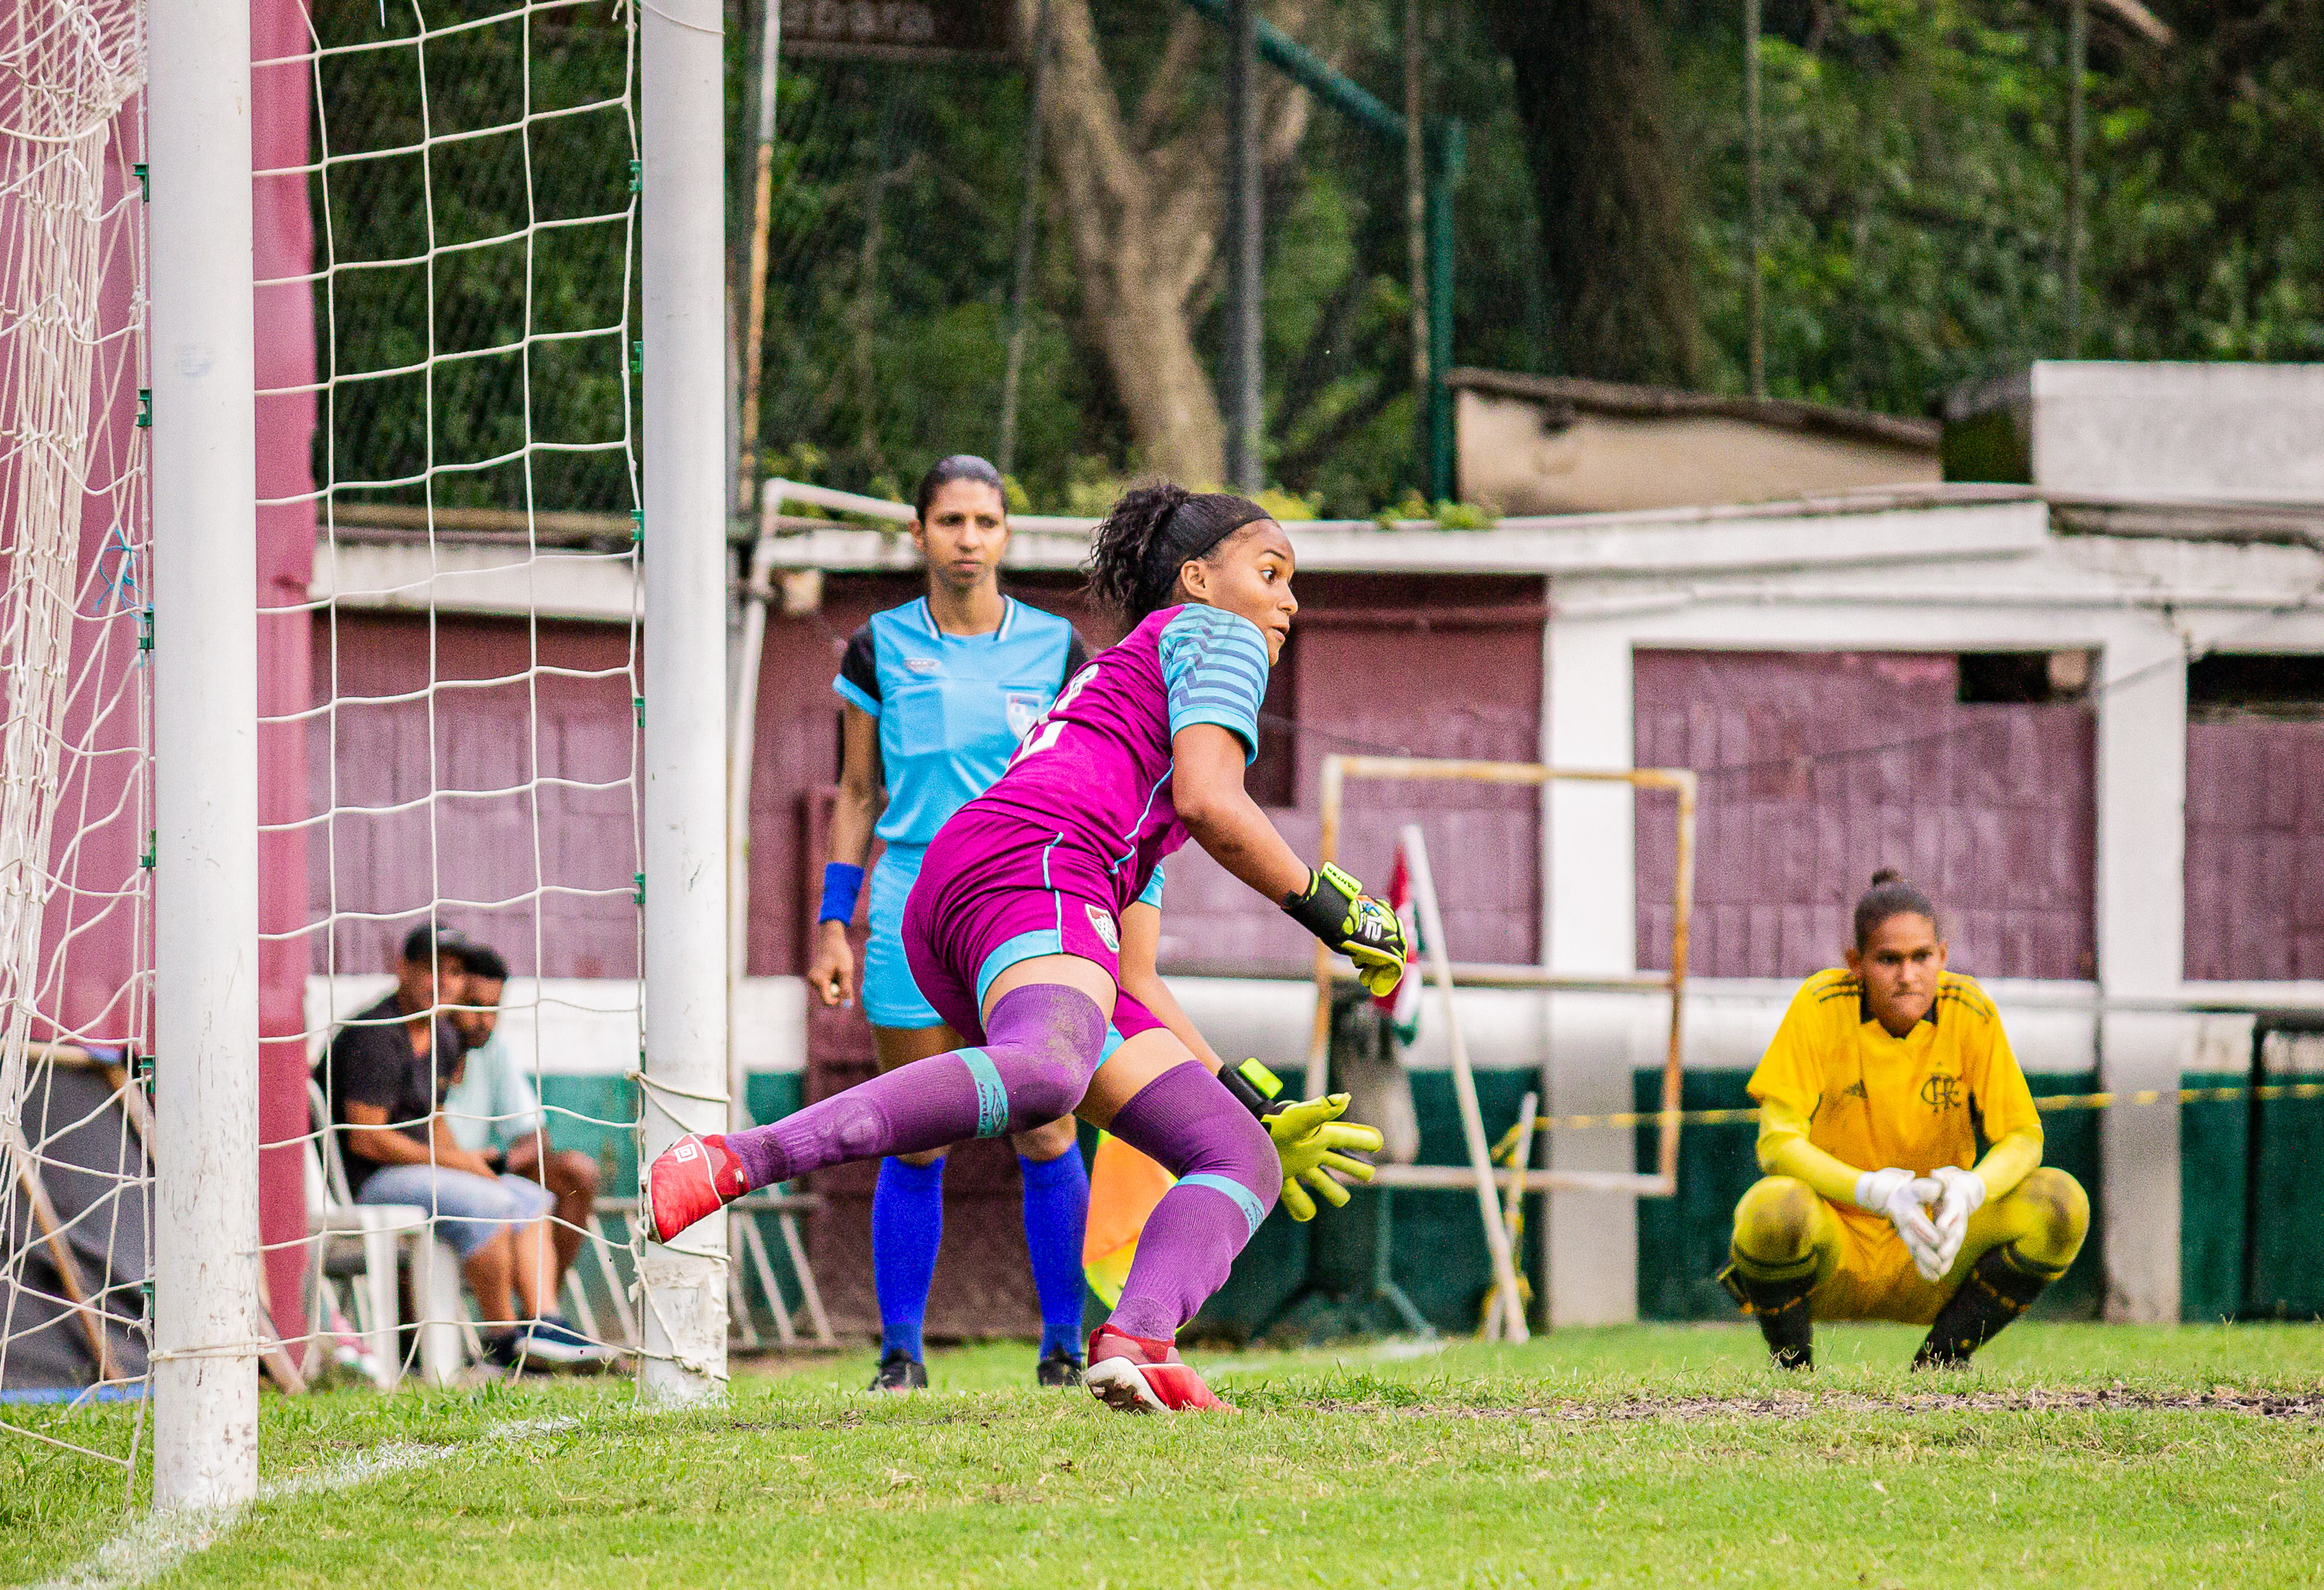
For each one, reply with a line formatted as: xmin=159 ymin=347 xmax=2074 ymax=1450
xmin=1808 ymin=1207 xmax=1954 ymax=1325
xmin=1733 ymin=1169 xmax=2090 ymax=1327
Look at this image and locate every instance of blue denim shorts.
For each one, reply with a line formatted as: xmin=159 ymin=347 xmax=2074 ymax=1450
xmin=356 ymin=1164 xmax=555 ymax=1259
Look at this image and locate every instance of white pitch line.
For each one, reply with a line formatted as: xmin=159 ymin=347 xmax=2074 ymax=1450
xmin=35 ymin=1415 xmax=583 ymax=1590
xmin=1204 ymin=1336 xmax=1449 ymax=1379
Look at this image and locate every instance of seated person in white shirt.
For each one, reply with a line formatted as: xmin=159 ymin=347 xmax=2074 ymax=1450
xmin=441 ymin=943 xmax=603 ymax=1297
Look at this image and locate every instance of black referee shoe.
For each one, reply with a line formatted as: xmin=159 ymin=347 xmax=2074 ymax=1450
xmin=868 ymin=1349 xmax=928 ymax=1393
xmin=1036 ymin=1351 xmax=1084 ymax=1388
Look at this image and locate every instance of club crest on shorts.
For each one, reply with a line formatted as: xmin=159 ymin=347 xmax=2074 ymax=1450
xmin=1085 ymin=904 xmax=1120 ymax=953
xmin=1006 ymin=691 xmax=1044 ymax=740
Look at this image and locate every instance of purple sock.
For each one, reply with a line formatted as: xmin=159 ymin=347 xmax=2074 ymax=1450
xmin=1101 ymin=1062 xmax=1278 ymax=1343
xmin=725 ymin=983 xmax=1107 ymax=1189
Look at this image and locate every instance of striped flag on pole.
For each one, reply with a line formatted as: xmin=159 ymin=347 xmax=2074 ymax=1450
xmin=1374 ymin=836 xmax=1423 ymax=1046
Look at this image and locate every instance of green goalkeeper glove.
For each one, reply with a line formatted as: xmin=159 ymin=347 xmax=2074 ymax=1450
xmin=1267 ymin=1092 xmax=1383 ymax=1222
xmin=1283 ymin=863 xmax=1408 ymax=997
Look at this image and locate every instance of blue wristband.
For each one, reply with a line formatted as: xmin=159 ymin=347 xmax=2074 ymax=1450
xmin=817 ymin=862 xmax=866 ymax=925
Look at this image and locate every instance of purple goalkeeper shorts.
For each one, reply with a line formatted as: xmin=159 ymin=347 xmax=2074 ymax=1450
xmin=902 ymin=805 xmax=1161 ymax=1047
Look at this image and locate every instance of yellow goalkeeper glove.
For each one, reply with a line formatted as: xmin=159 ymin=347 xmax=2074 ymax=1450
xmin=1283 ymin=863 xmax=1408 ymax=997
xmin=1266 ymin=1092 xmax=1383 ymax=1222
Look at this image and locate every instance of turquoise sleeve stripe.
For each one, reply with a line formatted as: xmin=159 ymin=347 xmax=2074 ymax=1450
xmin=833 ymin=675 xmax=880 ymax=716
xmin=957 ymin=1049 xmax=1009 ymax=1138
xmin=1179 ymin=648 xmax=1267 ymax=687
xmin=1135 ymin=866 xmax=1165 ymax=909
xmin=1160 ymin=606 xmax=1269 ymax=761
xmin=1170 ymin=706 xmax=1261 ymax=762
xmin=1180 ymin=1172 xmax=1267 ymax=1238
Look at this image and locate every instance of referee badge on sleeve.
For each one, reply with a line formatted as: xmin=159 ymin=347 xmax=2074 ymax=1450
xmin=1086 ymin=904 xmax=1120 ymax=953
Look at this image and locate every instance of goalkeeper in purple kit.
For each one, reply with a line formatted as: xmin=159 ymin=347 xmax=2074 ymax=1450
xmin=647 ymin=482 xmax=1399 ymax=1410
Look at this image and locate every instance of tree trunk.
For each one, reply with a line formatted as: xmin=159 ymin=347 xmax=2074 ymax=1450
xmin=1021 ymin=0 xmax=1322 ymax=486
xmin=1484 ymin=0 xmax=1700 ymax=387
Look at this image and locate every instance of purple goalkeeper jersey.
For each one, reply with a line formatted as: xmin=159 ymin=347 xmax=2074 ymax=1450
xmin=965 ymin=603 xmax=1271 ymax=914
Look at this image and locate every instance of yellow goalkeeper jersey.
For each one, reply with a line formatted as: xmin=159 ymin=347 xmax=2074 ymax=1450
xmin=1748 ymin=968 xmax=2040 ymax=1190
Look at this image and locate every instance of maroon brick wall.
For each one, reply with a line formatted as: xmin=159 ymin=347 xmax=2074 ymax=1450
xmin=307 ymin=612 xmax=640 ymax=980
xmin=1634 ymin=649 xmax=2097 ymax=980
xmin=2185 ymin=717 xmax=2324 ymax=980
xmin=1151 ymin=574 xmax=1548 ymax=974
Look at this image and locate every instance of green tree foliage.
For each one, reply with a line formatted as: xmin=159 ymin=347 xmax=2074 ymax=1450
xmin=1674 ymin=0 xmax=2081 ymax=410
xmin=739 ymin=45 xmax=1118 ymax=508
xmin=1673 ymin=0 xmax=2324 ymax=414
xmin=1482 ymin=0 xmax=1700 ymax=386
xmin=304 ymin=0 xmax=2324 ymax=523
xmin=2085 ymin=0 xmax=2324 ymax=361
xmin=309 ymin=0 xmax=638 ymax=515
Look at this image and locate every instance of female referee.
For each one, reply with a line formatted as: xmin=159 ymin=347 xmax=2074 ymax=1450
xmin=1721 ymin=870 xmax=2089 ymax=1369
xmin=650 ymin=482 xmax=1395 ymax=1412
xmin=807 ymin=454 xmax=1099 ymax=1391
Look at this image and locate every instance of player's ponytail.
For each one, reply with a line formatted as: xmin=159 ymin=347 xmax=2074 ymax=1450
xmin=1085 ymin=481 xmax=1270 ymax=620
xmin=1853 ymin=868 xmax=1938 ymax=950
xmin=913 ymin=454 xmax=1006 ymax=523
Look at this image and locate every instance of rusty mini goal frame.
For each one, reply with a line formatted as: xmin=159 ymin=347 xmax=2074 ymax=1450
xmin=1307 ymin=755 xmax=1697 ymax=1341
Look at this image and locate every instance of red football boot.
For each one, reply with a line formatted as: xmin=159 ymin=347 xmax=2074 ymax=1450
xmin=1084 ymin=1324 xmax=1230 ymax=1413
xmin=645 ymin=1133 xmax=749 ymax=1243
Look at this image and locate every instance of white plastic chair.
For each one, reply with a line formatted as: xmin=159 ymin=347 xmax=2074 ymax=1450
xmin=304 ymin=1080 xmax=462 ymax=1387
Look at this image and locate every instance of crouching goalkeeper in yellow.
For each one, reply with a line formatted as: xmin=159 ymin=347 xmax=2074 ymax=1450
xmin=1721 ymin=870 xmax=2089 ymax=1370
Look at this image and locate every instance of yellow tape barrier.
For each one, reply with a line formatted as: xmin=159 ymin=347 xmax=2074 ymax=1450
xmin=1488 ymin=1081 xmax=2324 ymax=1162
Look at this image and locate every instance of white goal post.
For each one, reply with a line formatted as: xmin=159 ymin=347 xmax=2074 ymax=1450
xmin=148 ymin=0 xmax=263 ymax=1512
xmin=125 ymin=0 xmax=735 ymax=1508
xmin=634 ymin=0 xmax=730 ymax=1404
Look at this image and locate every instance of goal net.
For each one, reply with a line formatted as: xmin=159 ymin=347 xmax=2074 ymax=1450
xmin=0 ymin=0 xmax=156 ymax=1482
xmin=4 ymin=0 xmax=807 ymax=1502
xmin=276 ymin=0 xmax=647 ymax=1388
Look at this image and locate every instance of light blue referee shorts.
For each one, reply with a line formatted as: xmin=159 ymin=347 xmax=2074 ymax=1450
xmin=864 ymin=845 xmax=946 ymax=1029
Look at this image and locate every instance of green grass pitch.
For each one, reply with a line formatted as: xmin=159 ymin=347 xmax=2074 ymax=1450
xmin=9 ymin=1324 xmax=2324 ymax=1588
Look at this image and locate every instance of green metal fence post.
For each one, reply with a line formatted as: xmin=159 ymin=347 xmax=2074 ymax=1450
xmin=1425 ymin=116 xmax=1464 ymax=504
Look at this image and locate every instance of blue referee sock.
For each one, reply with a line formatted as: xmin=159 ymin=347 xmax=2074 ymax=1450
xmin=871 ymin=1156 xmax=946 ymax=1362
xmin=1019 ymin=1149 xmax=1091 ymax=1361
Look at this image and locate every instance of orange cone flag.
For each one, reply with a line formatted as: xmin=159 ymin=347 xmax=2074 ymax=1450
xmin=1081 ymin=1131 xmax=1177 ymax=1306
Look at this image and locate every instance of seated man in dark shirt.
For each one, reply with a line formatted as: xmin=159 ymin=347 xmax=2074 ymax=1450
xmin=439 ymin=941 xmax=603 ymax=1351
xmin=323 ymin=924 xmax=600 ymax=1370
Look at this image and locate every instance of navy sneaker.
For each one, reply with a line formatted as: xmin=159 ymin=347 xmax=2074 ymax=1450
xmin=481 ymin=1330 xmax=555 ymax=1375
xmin=485 ymin=1317 xmax=614 ymax=1373
xmin=526 ymin=1315 xmax=617 ymax=1368
xmin=867 ymin=1349 xmax=927 ymax=1392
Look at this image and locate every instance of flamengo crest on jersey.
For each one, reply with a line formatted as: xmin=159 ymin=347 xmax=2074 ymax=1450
xmin=971 ymin=603 xmax=1271 ymax=917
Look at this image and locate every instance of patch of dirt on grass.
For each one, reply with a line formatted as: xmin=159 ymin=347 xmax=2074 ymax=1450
xmin=1304 ymin=1389 xmax=2324 ymax=1421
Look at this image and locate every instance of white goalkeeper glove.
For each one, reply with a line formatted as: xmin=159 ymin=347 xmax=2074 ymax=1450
xmin=1926 ymin=1164 xmax=1986 ymax=1278
xmin=1856 ymin=1166 xmax=1946 ymax=1283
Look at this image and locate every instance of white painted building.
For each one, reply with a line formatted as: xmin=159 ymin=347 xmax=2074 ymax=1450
xmin=316 ymin=362 xmax=2324 ymax=1332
